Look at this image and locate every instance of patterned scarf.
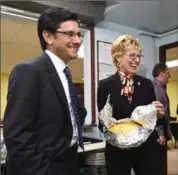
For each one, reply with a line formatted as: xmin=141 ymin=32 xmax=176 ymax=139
xmin=118 ymin=71 xmax=134 ymax=104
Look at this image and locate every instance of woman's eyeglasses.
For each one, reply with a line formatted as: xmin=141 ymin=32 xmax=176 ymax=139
xmin=124 ymin=53 xmax=144 ymax=61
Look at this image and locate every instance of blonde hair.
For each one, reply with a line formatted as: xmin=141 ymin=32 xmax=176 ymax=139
xmin=111 ymin=35 xmax=143 ymax=67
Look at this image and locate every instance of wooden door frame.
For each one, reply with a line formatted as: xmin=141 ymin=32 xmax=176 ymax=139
xmin=159 ymin=41 xmax=178 ymax=63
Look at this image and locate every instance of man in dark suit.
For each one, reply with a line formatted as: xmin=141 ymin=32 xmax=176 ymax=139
xmin=3 ymin=7 xmax=86 ymax=175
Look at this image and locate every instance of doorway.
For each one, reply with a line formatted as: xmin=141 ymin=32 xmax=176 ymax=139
xmin=159 ymin=41 xmax=178 ymax=175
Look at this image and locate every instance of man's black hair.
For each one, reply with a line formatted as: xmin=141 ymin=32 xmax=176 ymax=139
xmin=152 ymin=63 xmax=168 ymax=77
xmin=37 ymin=7 xmax=79 ymax=50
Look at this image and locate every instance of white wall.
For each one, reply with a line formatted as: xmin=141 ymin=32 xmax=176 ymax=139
xmin=83 ymin=30 xmax=92 ymax=125
xmin=138 ymin=35 xmax=156 ymax=79
xmin=96 ymin=21 xmax=140 ymax=37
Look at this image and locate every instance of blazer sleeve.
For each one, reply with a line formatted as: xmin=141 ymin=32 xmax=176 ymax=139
xmin=97 ymin=80 xmax=109 ymax=132
xmin=3 ymin=64 xmax=48 ymax=175
xmin=148 ymin=79 xmax=167 ymax=136
xmin=97 ymin=80 xmax=109 ymax=112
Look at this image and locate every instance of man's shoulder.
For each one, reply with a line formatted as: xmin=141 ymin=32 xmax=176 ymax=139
xmin=13 ymin=53 xmax=47 ymax=70
xmin=152 ymin=79 xmax=161 ymax=89
xmin=9 ymin=53 xmax=48 ymax=77
xmin=21 ymin=53 xmax=46 ymax=66
xmin=20 ymin=57 xmax=40 ymax=66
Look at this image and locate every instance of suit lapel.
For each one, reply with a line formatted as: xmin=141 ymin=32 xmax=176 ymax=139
xmin=41 ymin=52 xmax=70 ymax=116
xmin=112 ymin=72 xmax=122 ymax=90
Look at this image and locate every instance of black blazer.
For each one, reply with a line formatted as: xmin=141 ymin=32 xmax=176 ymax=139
xmin=97 ymin=73 xmax=166 ymax=133
xmin=3 ymin=52 xmax=86 ymax=175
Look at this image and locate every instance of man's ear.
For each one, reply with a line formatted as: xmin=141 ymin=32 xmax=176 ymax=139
xmin=42 ymin=30 xmax=54 ymax=45
xmin=159 ymin=72 xmax=164 ymax=77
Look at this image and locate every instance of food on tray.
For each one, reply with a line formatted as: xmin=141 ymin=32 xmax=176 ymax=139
xmin=108 ymin=121 xmax=143 ymax=136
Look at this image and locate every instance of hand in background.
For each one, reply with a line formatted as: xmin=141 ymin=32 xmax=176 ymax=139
xmin=152 ymin=101 xmax=164 ymax=119
xmin=157 ymin=135 xmax=166 ymax=146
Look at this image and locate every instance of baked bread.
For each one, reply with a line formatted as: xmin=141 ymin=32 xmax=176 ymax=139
xmin=109 ymin=121 xmax=143 ymax=136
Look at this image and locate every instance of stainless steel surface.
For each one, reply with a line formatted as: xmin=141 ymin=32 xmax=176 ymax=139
xmin=85 ymin=152 xmax=105 ymax=166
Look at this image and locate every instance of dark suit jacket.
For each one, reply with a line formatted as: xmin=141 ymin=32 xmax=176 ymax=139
xmin=3 ymin=52 xmax=86 ymax=175
xmin=97 ymin=73 xmax=166 ymax=133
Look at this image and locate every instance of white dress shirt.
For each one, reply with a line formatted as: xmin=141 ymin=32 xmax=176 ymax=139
xmin=45 ymin=50 xmax=78 ymax=146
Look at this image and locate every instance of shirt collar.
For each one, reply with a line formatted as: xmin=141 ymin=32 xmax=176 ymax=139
xmin=45 ymin=50 xmax=67 ymax=72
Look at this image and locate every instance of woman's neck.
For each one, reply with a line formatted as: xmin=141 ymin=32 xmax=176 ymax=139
xmin=118 ymin=70 xmax=135 ymax=78
xmin=118 ymin=69 xmax=130 ymax=76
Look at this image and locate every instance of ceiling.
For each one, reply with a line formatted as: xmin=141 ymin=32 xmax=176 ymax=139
xmin=1 ymin=0 xmax=105 ymax=26
xmin=104 ymin=0 xmax=178 ymax=34
xmin=2 ymin=1 xmax=178 ymax=34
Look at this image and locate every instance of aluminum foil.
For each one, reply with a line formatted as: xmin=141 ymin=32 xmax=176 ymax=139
xmin=0 ymin=130 xmax=7 ymax=162
xmin=99 ymin=95 xmax=157 ymax=149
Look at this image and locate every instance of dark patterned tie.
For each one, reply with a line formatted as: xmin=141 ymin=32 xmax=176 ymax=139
xmin=64 ymin=66 xmax=84 ymax=150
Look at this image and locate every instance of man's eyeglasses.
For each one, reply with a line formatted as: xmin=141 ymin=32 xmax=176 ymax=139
xmin=55 ymin=30 xmax=83 ymax=39
xmin=124 ymin=53 xmax=144 ymax=61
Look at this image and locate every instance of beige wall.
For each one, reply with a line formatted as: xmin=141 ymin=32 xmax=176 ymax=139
xmin=1 ymin=73 xmax=9 ymax=120
xmin=167 ymin=80 xmax=178 ymax=117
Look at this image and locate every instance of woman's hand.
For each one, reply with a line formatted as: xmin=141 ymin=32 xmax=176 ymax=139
xmin=152 ymin=101 xmax=164 ymax=119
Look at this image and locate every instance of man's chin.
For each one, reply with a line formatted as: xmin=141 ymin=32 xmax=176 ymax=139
xmin=69 ymin=55 xmax=78 ymax=60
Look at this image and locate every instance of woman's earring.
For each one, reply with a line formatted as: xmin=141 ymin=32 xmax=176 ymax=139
xmin=117 ymin=61 xmax=121 ymax=68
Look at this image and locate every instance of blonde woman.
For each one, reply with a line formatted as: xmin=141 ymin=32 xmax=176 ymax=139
xmin=97 ymin=35 xmax=166 ymax=175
